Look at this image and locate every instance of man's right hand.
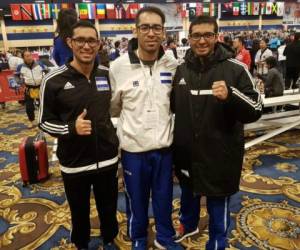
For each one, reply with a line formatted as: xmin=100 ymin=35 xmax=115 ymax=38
xmin=75 ymin=109 xmax=92 ymax=135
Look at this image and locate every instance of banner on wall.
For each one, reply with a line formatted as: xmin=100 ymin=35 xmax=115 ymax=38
xmin=0 ymin=70 xmax=24 ymax=103
xmin=150 ymin=3 xmax=182 ymax=30
xmin=283 ymin=3 xmax=300 ymax=25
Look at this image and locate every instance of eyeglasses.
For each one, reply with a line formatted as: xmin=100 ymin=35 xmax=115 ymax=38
xmin=72 ymin=38 xmax=100 ymax=48
xmin=137 ymin=24 xmax=164 ymax=34
xmin=189 ymin=32 xmax=216 ymax=41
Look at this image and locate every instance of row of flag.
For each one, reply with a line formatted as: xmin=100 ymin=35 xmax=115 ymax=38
xmin=10 ymin=3 xmax=143 ymax=21
xmin=10 ymin=2 xmax=285 ymax=21
xmin=76 ymin=3 xmax=143 ymax=20
xmin=231 ymin=2 xmax=284 ymax=16
xmin=180 ymin=2 xmax=284 ymax=20
xmin=179 ymin=3 xmax=218 ymax=19
xmin=10 ymin=4 xmax=71 ymax=20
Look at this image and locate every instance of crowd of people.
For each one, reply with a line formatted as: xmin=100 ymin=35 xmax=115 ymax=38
xmin=0 ymin=6 xmax=299 ymax=250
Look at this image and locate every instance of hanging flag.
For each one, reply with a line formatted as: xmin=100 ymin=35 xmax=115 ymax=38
xmin=51 ymin=4 xmax=60 ymax=19
xmin=130 ymin=4 xmax=140 ymax=19
xmin=195 ymin=3 xmax=203 ymax=16
xmin=240 ymin=2 xmax=247 ymax=16
xmin=277 ymin=2 xmax=284 ymax=17
xmin=96 ymin=4 xmax=105 ymax=19
xmin=253 ymin=2 xmax=260 ymax=15
xmin=87 ymin=3 xmax=96 ymax=19
xmin=181 ymin=3 xmax=189 ymax=18
xmin=272 ymin=3 xmax=278 ymax=15
xmin=260 ymin=2 xmax=266 ymax=15
xmin=247 ymin=2 xmax=253 ymax=15
xmin=61 ymin=3 xmax=71 ymax=9
xmin=125 ymin=3 xmax=140 ymax=19
xmin=266 ymin=2 xmax=273 ymax=15
xmin=106 ymin=4 xmax=116 ymax=19
xmin=77 ymin=3 xmax=88 ymax=19
xmin=123 ymin=4 xmax=130 ymax=19
xmin=189 ymin=3 xmax=197 ymax=21
xmin=32 ymin=4 xmax=43 ymax=20
xmin=210 ymin=3 xmax=217 ymax=17
xmin=203 ymin=3 xmax=210 ymax=16
xmin=224 ymin=2 xmax=233 ymax=11
xmin=41 ymin=4 xmax=51 ymax=19
xmin=233 ymin=3 xmax=240 ymax=16
xmin=10 ymin=4 xmax=22 ymax=21
xmin=115 ymin=3 xmax=126 ymax=19
xmin=20 ymin=4 xmax=33 ymax=20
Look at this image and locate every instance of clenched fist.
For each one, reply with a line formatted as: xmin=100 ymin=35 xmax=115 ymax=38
xmin=212 ymin=81 xmax=229 ymax=101
xmin=75 ymin=109 xmax=92 ymax=135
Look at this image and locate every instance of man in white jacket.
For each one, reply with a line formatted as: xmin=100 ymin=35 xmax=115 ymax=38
xmin=110 ymin=6 xmax=181 ymax=250
xmin=254 ymin=38 xmax=273 ymax=76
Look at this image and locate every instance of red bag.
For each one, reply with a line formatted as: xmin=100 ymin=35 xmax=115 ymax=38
xmin=18 ymin=132 xmax=49 ymax=186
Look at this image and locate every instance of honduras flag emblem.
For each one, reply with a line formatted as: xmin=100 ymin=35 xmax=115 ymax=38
xmin=160 ymin=72 xmax=172 ymax=84
xmin=95 ymin=77 xmax=109 ymax=91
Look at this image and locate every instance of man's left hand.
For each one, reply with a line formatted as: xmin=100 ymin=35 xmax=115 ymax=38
xmin=212 ymin=81 xmax=228 ymax=101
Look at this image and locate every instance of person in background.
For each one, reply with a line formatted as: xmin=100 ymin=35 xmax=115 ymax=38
xmin=223 ymin=35 xmax=233 ymax=49
xmin=110 ymin=6 xmax=182 ymax=250
xmin=177 ymin=38 xmax=189 ymax=64
xmin=165 ymin=38 xmax=178 ymax=59
xmin=171 ymin=15 xmax=262 ymax=250
xmin=53 ymin=8 xmax=78 ymax=66
xmin=277 ymin=39 xmax=287 ymax=79
xmin=114 ymin=40 xmax=121 ymax=59
xmin=255 ymin=38 xmax=273 ymax=76
xmin=268 ymin=34 xmax=281 ymax=53
xmin=258 ymin=56 xmax=284 ymax=98
xmin=249 ymin=38 xmax=260 ymax=75
xmin=233 ymin=36 xmax=251 ymax=69
xmin=16 ymin=50 xmax=48 ymax=128
xmin=39 ymin=21 xmax=119 ymax=250
xmin=8 ymin=50 xmax=23 ymax=71
xmin=284 ymin=32 xmax=300 ymax=89
xmin=98 ymin=41 xmax=110 ymax=69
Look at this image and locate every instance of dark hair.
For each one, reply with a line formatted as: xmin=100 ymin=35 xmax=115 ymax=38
xmin=189 ymin=16 xmax=218 ymax=34
xmin=261 ymin=38 xmax=269 ymax=44
xmin=114 ymin=40 xmax=120 ymax=48
xmin=294 ymin=32 xmax=300 ymax=41
xmin=181 ymin=38 xmax=188 ymax=45
xmin=167 ymin=38 xmax=175 ymax=47
xmin=223 ymin=36 xmax=233 ymax=47
xmin=265 ymin=56 xmax=278 ymax=68
xmin=70 ymin=20 xmax=99 ymax=39
xmin=56 ymin=9 xmax=78 ymax=42
xmin=235 ymin=36 xmax=245 ymax=46
xmin=135 ymin=6 xmax=165 ymax=26
xmin=21 ymin=50 xmax=31 ymax=58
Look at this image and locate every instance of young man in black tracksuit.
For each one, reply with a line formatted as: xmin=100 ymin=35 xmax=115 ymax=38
xmin=39 ymin=21 xmax=119 ymax=250
xmin=171 ymin=16 xmax=262 ymax=249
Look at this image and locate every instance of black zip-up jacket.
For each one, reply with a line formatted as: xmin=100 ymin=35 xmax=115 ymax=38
xmin=283 ymin=40 xmax=300 ymax=68
xmin=39 ymin=63 xmax=119 ymax=171
xmin=171 ymin=43 xmax=262 ymax=196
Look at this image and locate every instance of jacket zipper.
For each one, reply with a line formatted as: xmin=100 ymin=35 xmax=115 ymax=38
xmin=89 ymin=77 xmax=99 ymax=169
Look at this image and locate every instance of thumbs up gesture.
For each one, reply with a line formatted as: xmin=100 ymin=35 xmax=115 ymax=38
xmin=75 ymin=109 xmax=92 ymax=135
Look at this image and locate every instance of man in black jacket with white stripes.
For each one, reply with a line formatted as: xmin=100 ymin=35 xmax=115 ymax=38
xmin=171 ymin=16 xmax=262 ymax=249
xmin=38 ymin=21 xmax=119 ymax=250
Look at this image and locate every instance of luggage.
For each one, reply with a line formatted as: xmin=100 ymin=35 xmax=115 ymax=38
xmin=18 ymin=132 xmax=49 ymax=186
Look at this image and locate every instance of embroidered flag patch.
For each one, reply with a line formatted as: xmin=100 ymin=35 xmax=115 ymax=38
xmin=95 ymin=76 xmax=109 ymax=91
xmin=160 ymin=72 xmax=172 ymax=84
xmin=133 ymin=80 xmax=139 ymax=87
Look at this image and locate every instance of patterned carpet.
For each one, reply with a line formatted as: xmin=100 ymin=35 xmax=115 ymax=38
xmin=0 ymin=102 xmax=299 ymax=250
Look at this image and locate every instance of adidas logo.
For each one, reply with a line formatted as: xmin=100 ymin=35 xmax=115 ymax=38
xmin=179 ymin=79 xmax=186 ymax=85
xmin=64 ymin=82 xmax=75 ymax=90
